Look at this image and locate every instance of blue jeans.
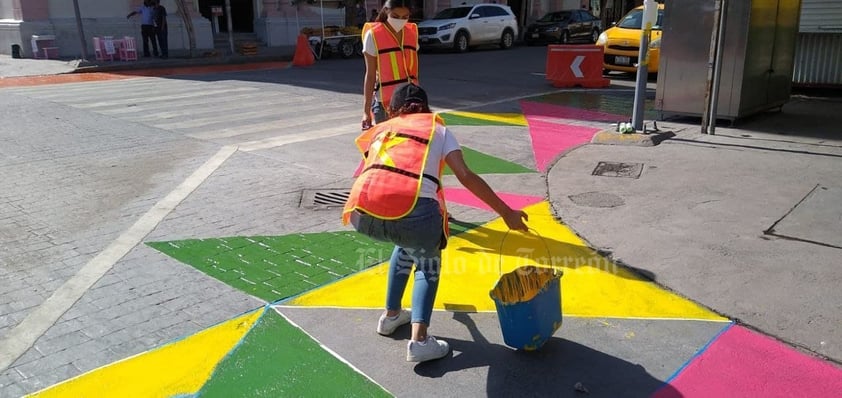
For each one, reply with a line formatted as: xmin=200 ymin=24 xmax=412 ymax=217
xmin=351 ymin=198 xmax=443 ymax=325
xmin=371 ymin=97 xmax=388 ymax=124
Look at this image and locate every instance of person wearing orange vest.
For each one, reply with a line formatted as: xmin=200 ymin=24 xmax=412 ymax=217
xmin=344 ymin=83 xmax=529 ymax=362
xmin=361 ymin=0 xmax=420 ymax=130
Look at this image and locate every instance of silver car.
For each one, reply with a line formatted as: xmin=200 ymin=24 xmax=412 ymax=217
xmin=417 ymin=4 xmax=519 ymax=53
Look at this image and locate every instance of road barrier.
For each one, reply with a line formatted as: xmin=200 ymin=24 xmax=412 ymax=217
xmin=546 ymin=45 xmax=610 ymax=88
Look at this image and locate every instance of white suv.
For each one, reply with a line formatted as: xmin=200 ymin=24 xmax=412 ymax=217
xmin=417 ymin=4 xmax=518 ymax=53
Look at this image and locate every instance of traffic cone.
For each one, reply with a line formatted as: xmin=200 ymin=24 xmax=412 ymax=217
xmin=292 ymin=34 xmax=315 ymax=67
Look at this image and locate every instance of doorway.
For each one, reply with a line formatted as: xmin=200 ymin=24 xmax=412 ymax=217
xmin=199 ymin=0 xmax=255 ymax=33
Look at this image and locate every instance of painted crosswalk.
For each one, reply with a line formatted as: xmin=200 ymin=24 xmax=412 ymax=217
xmin=4 ymin=77 xmax=362 ymax=146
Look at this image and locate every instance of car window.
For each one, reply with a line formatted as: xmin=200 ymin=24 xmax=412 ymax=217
xmin=485 ymin=6 xmax=509 ymax=17
xmin=433 ymin=7 xmax=472 ymax=20
xmin=571 ymin=11 xmax=582 ymax=22
xmin=617 ymin=9 xmax=665 ymax=30
xmin=543 ymin=11 xmax=570 ymax=22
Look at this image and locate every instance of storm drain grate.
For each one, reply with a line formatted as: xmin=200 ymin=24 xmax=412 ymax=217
xmin=300 ymin=189 xmax=350 ymax=209
xmin=592 ymin=162 xmax=644 ymax=179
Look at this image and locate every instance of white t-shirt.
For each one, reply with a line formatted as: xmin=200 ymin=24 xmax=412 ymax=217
xmin=419 ymin=124 xmax=461 ymax=199
xmin=362 ymin=30 xmax=377 ymax=57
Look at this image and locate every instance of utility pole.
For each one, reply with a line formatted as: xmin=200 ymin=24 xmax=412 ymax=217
xmin=225 ymin=0 xmax=235 ymax=55
xmin=72 ymin=0 xmax=88 ymax=60
xmin=631 ymin=0 xmax=657 ymax=131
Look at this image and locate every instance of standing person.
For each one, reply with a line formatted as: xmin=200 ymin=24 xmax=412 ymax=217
xmin=356 ymin=1 xmax=367 ymax=29
xmin=343 ymin=83 xmax=529 ymax=362
xmin=153 ymin=0 xmax=168 ymax=59
xmin=361 ymin=0 xmax=419 ymax=130
xmin=127 ymin=0 xmax=159 ymax=58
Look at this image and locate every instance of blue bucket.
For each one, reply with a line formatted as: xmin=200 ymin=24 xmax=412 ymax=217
xmin=490 ymin=266 xmax=562 ymax=351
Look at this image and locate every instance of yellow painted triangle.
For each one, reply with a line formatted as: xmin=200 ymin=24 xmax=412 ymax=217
xmin=289 ymin=202 xmax=727 ymax=321
xmin=28 ymin=308 xmax=265 ymax=398
xmin=445 ymin=111 xmax=528 ymax=126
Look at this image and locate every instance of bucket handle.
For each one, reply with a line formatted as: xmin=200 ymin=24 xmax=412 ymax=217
xmin=497 ymin=228 xmax=555 ymax=277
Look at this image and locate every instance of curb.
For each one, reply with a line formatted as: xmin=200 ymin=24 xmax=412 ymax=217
xmin=590 ymin=129 xmax=676 ymax=146
xmin=71 ymin=53 xmax=294 ymax=74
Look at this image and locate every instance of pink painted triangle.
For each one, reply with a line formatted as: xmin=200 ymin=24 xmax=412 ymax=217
xmin=521 ymin=100 xmax=626 ymax=123
xmin=444 ymin=187 xmax=543 ymax=213
xmin=522 ymin=116 xmax=600 ymax=172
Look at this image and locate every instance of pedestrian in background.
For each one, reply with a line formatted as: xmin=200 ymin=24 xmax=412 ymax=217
xmin=127 ymin=0 xmax=159 ymax=58
xmin=361 ymin=0 xmax=419 ymax=129
xmin=343 ymin=83 xmax=529 ymax=362
xmin=153 ymin=0 xmax=169 ymax=59
xmin=356 ymin=1 xmax=367 ymax=29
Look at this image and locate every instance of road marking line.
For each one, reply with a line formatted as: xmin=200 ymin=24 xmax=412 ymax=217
xmin=238 ymin=125 xmax=356 ymax=152
xmin=0 ymin=145 xmax=238 ymax=372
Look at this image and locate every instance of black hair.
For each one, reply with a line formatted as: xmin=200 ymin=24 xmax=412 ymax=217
xmin=388 ymin=102 xmax=431 ymax=117
xmin=376 ymin=0 xmax=411 ymax=22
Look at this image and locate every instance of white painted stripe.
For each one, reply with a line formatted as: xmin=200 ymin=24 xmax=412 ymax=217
xmin=237 ymin=123 xmax=356 ymax=152
xmin=75 ymin=87 xmax=258 ymax=109
xmin=124 ymin=94 xmax=313 ymax=124
xmin=271 ymin=306 xmax=392 ymax=394
xmin=0 ymin=145 xmax=238 ymax=372
xmin=189 ymin=108 xmax=358 ymax=140
xmin=152 ymin=97 xmax=351 ymax=130
xmin=97 ymin=92 xmax=287 ymax=116
xmin=8 ymin=79 xmax=205 ymax=99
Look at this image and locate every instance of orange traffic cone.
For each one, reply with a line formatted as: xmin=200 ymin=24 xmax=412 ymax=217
xmin=292 ymin=34 xmax=315 ymax=67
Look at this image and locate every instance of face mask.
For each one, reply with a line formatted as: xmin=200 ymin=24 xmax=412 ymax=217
xmin=387 ymin=17 xmax=407 ymax=32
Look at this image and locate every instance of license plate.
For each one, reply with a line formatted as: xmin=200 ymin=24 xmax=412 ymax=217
xmin=615 ymin=56 xmax=630 ymax=65
xmin=531 ymin=33 xmax=539 ymax=38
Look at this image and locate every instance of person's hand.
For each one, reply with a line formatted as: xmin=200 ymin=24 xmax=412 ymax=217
xmin=361 ymin=114 xmax=372 ymax=130
xmin=503 ymin=210 xmax=528 ymax=232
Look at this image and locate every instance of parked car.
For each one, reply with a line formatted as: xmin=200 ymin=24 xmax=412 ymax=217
xmin=524 ymin=9 xmax=602 ymax=46
xmin=417 ymin=4 xmax=518 ymax=53
xmin=596 ymin=3 xmax=665 ymax=74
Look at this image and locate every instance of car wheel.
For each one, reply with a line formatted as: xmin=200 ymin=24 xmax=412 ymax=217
xmin=454 ymin=32 xmax=469 ymax=53
xmin=560 ymin=30 xmax=570 ymax=44
xmin=500 ymin=29 xmax=514 ymax=49
xmin=338 ymin=39 xmax=355 ymax=59
xmin=591 ymin=29 xmax=600 ymax=44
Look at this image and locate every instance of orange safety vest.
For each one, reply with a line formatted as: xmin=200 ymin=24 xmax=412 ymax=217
xmin=343 ymin=113 xmax=449 ymax=239
xmin=362 ymin=22 xmax=419 ymax=107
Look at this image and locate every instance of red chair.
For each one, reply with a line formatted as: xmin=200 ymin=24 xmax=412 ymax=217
xmin=119 ymin=36 xmax=138 ymax=61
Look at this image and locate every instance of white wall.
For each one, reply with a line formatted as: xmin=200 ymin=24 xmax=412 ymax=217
xmin=0 ymin=0 xmax=15 ymax=20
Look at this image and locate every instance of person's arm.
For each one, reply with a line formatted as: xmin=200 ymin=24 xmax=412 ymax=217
xmin=126 ymin=10 xmax=138 ymax=19
xmin=445 ymin=149 xmax=528 ymax=231
xmin=362 ymin=51 xmax=378 ymax=128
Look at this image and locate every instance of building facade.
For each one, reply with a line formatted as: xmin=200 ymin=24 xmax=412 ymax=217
xmin=0 ymin=0 xmax=593 ymax=58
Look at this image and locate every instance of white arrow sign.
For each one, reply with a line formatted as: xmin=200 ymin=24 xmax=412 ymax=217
xmin=570 ymin=55 xmax=585 ymax=78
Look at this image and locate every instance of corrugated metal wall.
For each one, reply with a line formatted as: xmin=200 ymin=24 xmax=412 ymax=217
xmin=793 ymin=33 xmax=842 ymax=86
xmin=794 ymin=0 xmax=842 ymax=87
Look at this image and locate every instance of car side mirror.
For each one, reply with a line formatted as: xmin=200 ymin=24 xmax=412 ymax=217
xmin=611 ymin=22 xmax=617 ymax=26
xmin=470 ymin=13 xmax=481 ymax=19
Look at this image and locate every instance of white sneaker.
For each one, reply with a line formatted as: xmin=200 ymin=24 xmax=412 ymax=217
xmin=377 ymin=310 xmax=411 ymax=335
xmin=406 ymin=336 xmax=450 ymax=362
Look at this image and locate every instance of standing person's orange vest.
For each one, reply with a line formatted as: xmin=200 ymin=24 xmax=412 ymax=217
xmin=343 ymin=113 xmax=449 ymax=239
xmin=362 ymin=22 xmax=420 ymax=108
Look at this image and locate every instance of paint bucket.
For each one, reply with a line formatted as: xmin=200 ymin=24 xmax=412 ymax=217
xmin=489 ymin=231 xmax=563 ymax=351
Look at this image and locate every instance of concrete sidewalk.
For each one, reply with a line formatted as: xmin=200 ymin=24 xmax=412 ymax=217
xmin=548 ymin=97 xmax=842 ymax=363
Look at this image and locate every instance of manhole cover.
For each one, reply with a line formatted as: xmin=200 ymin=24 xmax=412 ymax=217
xmin=300 ymin=189 xmax=349 ymax=209
xmin=592 ymin=161 xmax=644 ymax=178
xmin=568 ymin=192 xmax=625 ymax=208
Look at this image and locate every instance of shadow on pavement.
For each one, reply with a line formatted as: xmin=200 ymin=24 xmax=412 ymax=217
xmin=413 ymin=312 xmax=681 ymax=397
xmin=453 ymin=224 xmax=657 ymax=282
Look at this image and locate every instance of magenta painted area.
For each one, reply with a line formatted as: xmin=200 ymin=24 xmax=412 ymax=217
xmin=524 ymin=117 xmax=600 ymax=172
xmin=444 ymin=187 xmax=543 ymax=212
xmin=654 ymin=325 xmax=842 ymax=398
xmin=521 ymin=100 xmax=624 ymax=122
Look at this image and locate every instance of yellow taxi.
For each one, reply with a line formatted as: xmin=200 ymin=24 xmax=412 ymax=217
xmin=596 ymin=3 xmax=665 ymax=73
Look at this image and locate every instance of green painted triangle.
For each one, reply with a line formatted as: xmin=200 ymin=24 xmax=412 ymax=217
xmin=440 ymin=112 xmax=523 ymax=126
xmin=444 ymin=146 xmax=534 ymax=175
xmin=197 ymin=309 xmax=391 ymax=397
xmin=147 ymin=232 xmax=394 ymax=302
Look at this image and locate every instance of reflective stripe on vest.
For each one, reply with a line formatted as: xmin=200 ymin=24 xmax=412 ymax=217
xmin=343 ymin=113 xmax=449 ymax=236
xmin=369 ymin=23 xmax=419 ymax=106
